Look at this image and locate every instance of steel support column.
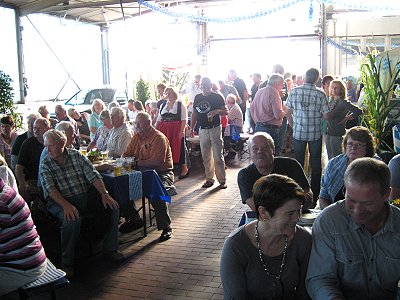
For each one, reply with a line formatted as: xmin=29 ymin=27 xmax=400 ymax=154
xmin=101 ymin=25 xmax=110 ymax=85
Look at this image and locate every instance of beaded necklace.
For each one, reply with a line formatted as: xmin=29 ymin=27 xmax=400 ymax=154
xmin=255 ymin=220 xmax=288 ymax=280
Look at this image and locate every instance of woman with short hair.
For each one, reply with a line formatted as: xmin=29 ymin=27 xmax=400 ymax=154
xmin=0 ymin=115 xmax=19 ymax=167
xmin=319 ymin=126 xmax=378 ymax=209
xmin=220 ymin=174 xmax=312 ymax=300
xmin=88 ymin=99 xmax=106 ymax=141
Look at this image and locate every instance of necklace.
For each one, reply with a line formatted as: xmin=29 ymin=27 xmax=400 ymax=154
xmin=255 ymin=220 xmax=288 ymax=280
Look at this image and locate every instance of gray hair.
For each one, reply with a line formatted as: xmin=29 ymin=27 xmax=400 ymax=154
xmin=27 ymin=113 xmax=41 ymax=124
xmin=55 ymin=104 xmax=66 ymax=114
xmin=272 ymin=64 xmax=284 ymax=75
xmin=92 ymin=98 xmax=106 ymax=114
xmin=111 ymin=107 xmax=126 ymax=120
xmin=268 ymin=74 xmax=284 ymax=87
xmin=100 ymin=109 xmax=111 ymax=120
xmin=136 ymin=111 xmax=151 ymax=122
xmin=305 ymin=68 xmax=320 ymax=84
xmin=55 ymin=121 xmax=75 ymax=137
xmin=248 ymin=132 xmax=275 ymax=151
xmin=43 ymin=129 xmax=67 ymax=146
xmin=34 ymin=117 xmax=50 ymax=129
xmin=344 ymin=157 xmax=390 ymax=196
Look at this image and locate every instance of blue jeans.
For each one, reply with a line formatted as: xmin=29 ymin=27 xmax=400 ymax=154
xmin=255 ymin=123 xmax=279 ymax=155
xmin=276 ymin=117 xmax=288 ymax=156
xmin=48 ymin=190 xmax=119 ymax=265
xmin=293 ymin=138 xmax=322 ymax=202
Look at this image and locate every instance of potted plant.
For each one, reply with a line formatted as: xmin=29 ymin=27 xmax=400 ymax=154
xmin=359 ymin=51 xmax=400 ymax=152
xmin=0 ymin=70 xmax=22 ymax=129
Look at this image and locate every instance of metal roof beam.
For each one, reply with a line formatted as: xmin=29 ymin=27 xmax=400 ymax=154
xmin=19 ymin=0 xmax=65 ymax=15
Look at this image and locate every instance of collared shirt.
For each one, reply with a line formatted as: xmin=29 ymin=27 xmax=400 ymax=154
xmin=106 ymin=123 xmax=133 ymax=158
xmin=40 ymin=148 xmax=102 ymax=199
xmin=250 ymin=85 xmax=284 ymax=125
xmin=92 ymin=125 xmax=111 ymax=151
xmin=123 ymin=126 xmax=173 ymax=173
xmin=306 ymin=201 xmax=400 ymax=300
xmin=286 ymin=83 xmax=329 ymax=141
xmin=227 ymin=103 xmax=243 ymax=128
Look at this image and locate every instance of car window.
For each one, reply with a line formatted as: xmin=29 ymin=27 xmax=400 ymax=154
xmin=85 ymin=89 xmax=115 ymax=105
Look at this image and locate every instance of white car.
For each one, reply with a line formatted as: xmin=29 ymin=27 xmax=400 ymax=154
xmin=62 ymin=88 xmax=128 ymax=114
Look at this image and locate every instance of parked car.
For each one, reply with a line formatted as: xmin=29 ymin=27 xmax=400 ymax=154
xmin=51 ymin=88 xmax=128 ymax=116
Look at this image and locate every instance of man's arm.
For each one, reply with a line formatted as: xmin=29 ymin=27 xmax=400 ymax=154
xmin=388 ymin=155 xmax=400 ymax=200
xmin=190 ymin=108 xmax=198 ymax=138
xmin=286 ymin=108 xmax=294 ymax=127
xmin=92 ymin=178 xmax=119 ymax=210
xmin=15 ymin=164 xmax=28 ymax=198
xmin=306 ymin=214 xmax=345 ymax=299
xmin=48 ymin=188 xmax=80 ymax=221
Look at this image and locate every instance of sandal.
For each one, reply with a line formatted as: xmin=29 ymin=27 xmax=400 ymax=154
xmin=202 ymin=180 xmax=214 ymax=188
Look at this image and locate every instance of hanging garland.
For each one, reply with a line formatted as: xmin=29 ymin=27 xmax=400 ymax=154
xmin=137 ymin=0 xmax=400 ymax=24
xmin=326 ymin=37 xmax=359 ymax=56
xmin=137 ymin=0 xmax=308 ymax=23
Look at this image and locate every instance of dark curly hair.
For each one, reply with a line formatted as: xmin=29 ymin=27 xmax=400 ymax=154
xmin=342 ymin=126 xmax=375 ymax=157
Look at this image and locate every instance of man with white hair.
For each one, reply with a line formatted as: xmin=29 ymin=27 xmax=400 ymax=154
xmin=40 ymin=129 xmax=122 ymax=276
xmin=123 ymin=112 xmax=175 ymax=242
xmin=106 ymin=107 xmax=133 ymax=158
xmin=54 ymin=104 xmax=79 ymax=148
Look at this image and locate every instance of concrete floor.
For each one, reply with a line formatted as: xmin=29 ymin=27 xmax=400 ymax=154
xmin=5 ymin=153 xmax=250 ymax=300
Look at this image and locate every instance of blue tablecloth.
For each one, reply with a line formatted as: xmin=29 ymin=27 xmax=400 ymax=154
xmin=102 ymin=168 xmax=171 ymax=206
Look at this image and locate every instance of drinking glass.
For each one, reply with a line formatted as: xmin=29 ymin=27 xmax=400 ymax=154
xmin=80 ymin=146 xmax=87 ymax=156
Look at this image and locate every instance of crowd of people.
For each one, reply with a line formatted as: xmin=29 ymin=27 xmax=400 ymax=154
xmin=1 ymin=67 xmax=400 ymax=298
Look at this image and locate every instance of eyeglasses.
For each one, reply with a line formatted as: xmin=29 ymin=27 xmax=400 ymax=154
xmin=347 ymin=142 xmax=366 ymax=149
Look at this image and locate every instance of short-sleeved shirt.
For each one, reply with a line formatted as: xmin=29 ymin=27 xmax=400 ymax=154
xmin=88 ymin=112 xmax=102 ymax=140
xmin=17 ymin=137 xmax=44 ymax=180
xmin=123 ymin=126 xmax=173 ymax=173
xmin=237 ymin=157 xmax=310 ymax=204
xmin=250 ymin=85 xmax=284 ymax=125
xmin=193 ymin=92 xmax=226 ymax=128
xmin=389 ymin=154 xmax=400 ymax=189
xmin=286 ymin=83 xmax=329 ymax=141
xmin=40 ymin=148 xmax=102 ymax=199
xmin=105 ymin=123 xmax=133 ymax=158
xmin=232 ymin=77 xmax=247 ymax=104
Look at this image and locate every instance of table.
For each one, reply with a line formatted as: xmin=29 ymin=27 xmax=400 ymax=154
xmin=101 ymin=168 xmax=171 ymax=237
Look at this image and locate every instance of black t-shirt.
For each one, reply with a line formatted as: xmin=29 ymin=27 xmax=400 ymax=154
xmin=17 ymin=137 xmax=44 ymax=180
xmin=193 ymin=92 xmax=225 ymax=128
xmin=233 ymin=78 xmax=247 ymax=103
xmin=237 ymin=157 xmax=310 ymax=204
xmin=11 ymin=131 xmax=28 ymax=156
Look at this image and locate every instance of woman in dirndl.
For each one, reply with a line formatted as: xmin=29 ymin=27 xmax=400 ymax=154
xmin=155 ymin=86 xmax=190 ymax=179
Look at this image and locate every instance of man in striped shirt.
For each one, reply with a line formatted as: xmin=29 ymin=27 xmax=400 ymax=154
xmin=0 ymin=178 xmax=47 ymax=295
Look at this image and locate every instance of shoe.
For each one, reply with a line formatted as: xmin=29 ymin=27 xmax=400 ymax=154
xmin=119 ymin=219 xmax=144 ymax=233
xmin=61 ymin=264 xmax=74 ymax=277
xmin=219 ymin=182 xmax=227 ymax=189
xmin=178 ymin=171 xmax=190 ymax=179
xmin=103 ymin=250 xmax=125 ymax=261
xmin=159 ymin=227 xmax=173 ymax=242
xmin=202 ymin=180 xmax=214 ymax=188
xmin=166 ymin=185 xmax=178 ymax=196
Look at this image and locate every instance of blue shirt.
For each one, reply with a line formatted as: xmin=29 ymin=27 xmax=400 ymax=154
xmin=306 ymin=200 xmax=400 ymax=300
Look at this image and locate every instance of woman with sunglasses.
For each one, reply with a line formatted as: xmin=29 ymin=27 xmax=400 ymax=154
xmin=319 ymin=126 xmax=378 ymax=209
xmin=220 ymin=174 xmax=311 ymax=300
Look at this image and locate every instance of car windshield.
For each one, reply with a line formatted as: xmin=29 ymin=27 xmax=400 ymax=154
xmin=66 ymin=89 xmax=116 ymax=106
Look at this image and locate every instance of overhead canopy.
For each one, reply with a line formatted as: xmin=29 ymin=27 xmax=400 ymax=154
xmin=3 ymin=0 xmax=399 ymax=27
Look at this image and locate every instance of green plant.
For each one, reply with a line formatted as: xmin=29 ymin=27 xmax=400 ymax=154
xmin=0 ymin=70 xmax=21 ymax=129
xmin=135 ymin=78 xmax=151 ymax=107
xmin=359 ymin=51 xmax=400 ymax=151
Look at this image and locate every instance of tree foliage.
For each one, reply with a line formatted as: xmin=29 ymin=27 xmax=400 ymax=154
xmin=0 ymin=70 xmax=21 ymax=129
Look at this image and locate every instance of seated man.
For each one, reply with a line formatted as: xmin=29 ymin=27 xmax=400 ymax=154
xmin=54 ymin=104 xmax=79 ymax=148
xmin=0 ymin=176 xmax=47 ymax=296
xmin=123 ymin=112 xmax=174 ymax=242
xmin=15 ymin=117 xmax=50 ymax=203
xmin=237 ymin=132 xmax=312 ymax=211
xmin=40 ymin=129 xmax=122 ymax=276
xmin=106 ymin=107 xmax=133 ymax=158
xmin=306 ymin=158 xmax=400 ymax=299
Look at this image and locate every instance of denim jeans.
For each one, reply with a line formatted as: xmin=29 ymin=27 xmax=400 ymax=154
xmin=255 ymin=123 xmax=279 ymax=155
xmin=293 ymin=138 xmax=322 ymax=202
xmin=48 ymin=189 xmax=119 ymax=265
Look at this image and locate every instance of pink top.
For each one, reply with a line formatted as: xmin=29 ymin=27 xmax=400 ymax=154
xmin=0 ymin=131 xmax=18 ymax=167
xmin=250 ymin=85 xmax=285 ymax=126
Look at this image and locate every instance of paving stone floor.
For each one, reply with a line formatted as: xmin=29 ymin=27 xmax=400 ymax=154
xmin=4 ymin=154 xmax=250 ymax=300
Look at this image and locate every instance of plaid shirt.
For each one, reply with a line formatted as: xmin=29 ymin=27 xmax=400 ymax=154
xmin=40 ymin=148 xmax=102 ymax=199
xmin=286 ymin=83 xmax=329 ymax=141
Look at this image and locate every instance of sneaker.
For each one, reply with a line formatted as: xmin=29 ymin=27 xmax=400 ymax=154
xmin=119 ymin=219 xmax=144 ymax=233
xmin=103 ymin=250 xmax=125 ymax=261
xmin=159 ymin=227 xmax=173 ymax=242
xmin=219 ymin=182 xmax=227 ymax=189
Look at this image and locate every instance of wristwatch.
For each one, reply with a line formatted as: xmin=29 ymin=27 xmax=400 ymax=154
xmin=101 ymin=190 xmax=109 ymax=195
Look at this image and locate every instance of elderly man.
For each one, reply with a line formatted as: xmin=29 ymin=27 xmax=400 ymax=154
xmin=250 ymin=74 xmax=286 ymax=154
xmin=306 ymin=158 xmax=400 ymax=299
xmin=11 ymin=113 xmax=40 ymax=171
xmin=40 ymin=129 xmax=121 ymax=276
xmin=218 ymin=80 xmax=239 ymax=101
xmin=123 ymin=112 xmax=174 ymax=242
xmin=237 ymin=132 xmax=312 ymax=211
xmin=286 ymin=68 xmax=330 ymax=203
xmin=54 ymin=104 xmax=79 ymax=148
xmin=228 ymin=70 xmax=248 ymax=119
xmin=15 ymin=117 xmax=50 ymax=202
xmin=190 ymin=77 xmax=228 ymax=189
xmin=106 ymin=107 xmax=133 ymax=158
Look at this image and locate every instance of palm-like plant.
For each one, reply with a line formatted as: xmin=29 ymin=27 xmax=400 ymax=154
xmin=359 ymin=51 xmax=400 ymax=151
